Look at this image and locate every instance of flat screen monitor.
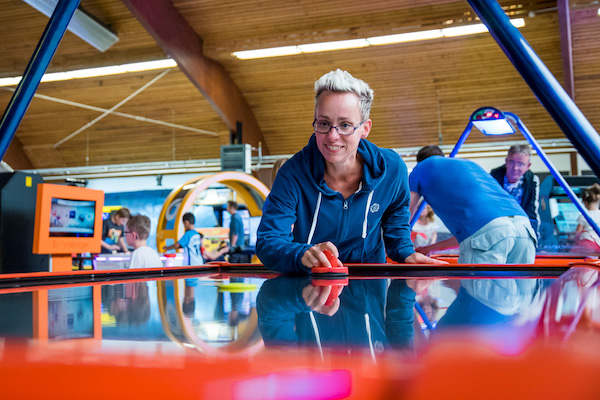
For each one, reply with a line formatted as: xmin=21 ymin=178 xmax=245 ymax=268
xmin=552 ymin=200 xmax=581 ymax=234
xmin=33 ymin=184 xmax=104 ymax=255
xmin=50 ymin=198 xmax=96 ymax=237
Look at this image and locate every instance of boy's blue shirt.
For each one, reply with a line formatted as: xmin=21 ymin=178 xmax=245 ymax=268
xmin=257 ymin=134 xmax=414 ymax=273
xmin=178 ymin=229 xmax=203 ymax=266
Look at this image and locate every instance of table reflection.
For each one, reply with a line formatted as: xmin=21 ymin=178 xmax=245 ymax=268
xmin=0 ymin=266 xmax=598 ymax=362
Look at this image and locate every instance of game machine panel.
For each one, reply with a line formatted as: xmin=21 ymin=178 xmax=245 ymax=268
xmin=33 ymin=183 xmax=104 ymax=272
xmin=538 ymin=175 xmax=600 ymax=252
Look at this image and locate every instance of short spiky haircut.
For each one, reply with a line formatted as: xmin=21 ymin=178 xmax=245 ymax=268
xmin=127 ymin=215 xmax=151 ymax=240
xmin=314 ymin=69 xmax=374 ymax=121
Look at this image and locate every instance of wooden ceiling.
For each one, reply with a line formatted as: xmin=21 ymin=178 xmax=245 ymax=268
xmin=0 ymin=0 xmax=598 ymax=170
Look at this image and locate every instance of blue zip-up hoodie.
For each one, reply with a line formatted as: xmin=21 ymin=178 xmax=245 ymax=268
xmin=257 ymin=134 xmax=415 ymax=273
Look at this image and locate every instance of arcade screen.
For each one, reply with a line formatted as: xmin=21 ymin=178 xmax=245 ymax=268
xmin=49 ymin=198 xmax=96 ymax=238
xmin=553 ymin=201 xmax=581 ymax=234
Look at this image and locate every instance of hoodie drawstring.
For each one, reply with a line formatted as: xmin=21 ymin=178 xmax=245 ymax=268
xmin=365 ymin=313 xmax=377 ymax=364
xmin=362 ymin=191 xmax=374 ymax=239
xmin=307 ymin=192 xmax=322 ymax=244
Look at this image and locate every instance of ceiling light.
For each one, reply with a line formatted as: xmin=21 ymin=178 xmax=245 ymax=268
xmin=442 ymin=24 xmax=489 ymax=37
xmin=232 ymin=18 xmax=526 ymax=60
xmin=297 ymin=39 xmax=369 ymax=53
xmin=0 ymin=59 xmax=178 ymax=87
xmin=23 ymin=0 xmax=119 ymax=52
xmin=233 ymin=46 xmax=301 ymax=60
xmin=367 ymin=29 xmax=443 ymax=45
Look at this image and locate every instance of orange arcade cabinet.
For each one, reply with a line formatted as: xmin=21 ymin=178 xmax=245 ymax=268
xmin=33 ymin=183 xmax=104 ymax=272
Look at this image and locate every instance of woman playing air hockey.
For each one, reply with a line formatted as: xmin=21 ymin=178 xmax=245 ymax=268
xmin=257 ymin=69 xmax=444 ymax=273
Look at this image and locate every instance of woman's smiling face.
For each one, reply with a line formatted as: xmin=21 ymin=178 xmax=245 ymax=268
xmin=314 ymin=91 xmax=371 ymax=167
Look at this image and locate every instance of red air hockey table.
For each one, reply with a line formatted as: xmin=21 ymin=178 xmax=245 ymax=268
xmin=1 ymin=258 xmax=599 ymax=399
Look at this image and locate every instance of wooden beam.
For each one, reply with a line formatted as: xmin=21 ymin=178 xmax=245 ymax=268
xmin=121 ymin=0 xmax=269 ymax=153
xmin=3 ymin=137 xmax=34 ymax=170
xmin=557 ymin=0 xmax=575 ymax=99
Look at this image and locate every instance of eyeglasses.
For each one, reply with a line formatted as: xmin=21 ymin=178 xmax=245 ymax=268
xmin=124 ymin=230 xmax=132 ymax=235
xmin=313 ymin=119 xmax=365 ymax=136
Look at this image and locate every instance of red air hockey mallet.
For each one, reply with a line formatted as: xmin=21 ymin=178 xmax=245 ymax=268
xmin=311 ymin=250 xmax=349 ymax=306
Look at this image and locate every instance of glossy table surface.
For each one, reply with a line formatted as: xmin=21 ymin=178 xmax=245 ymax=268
xmin=1 ymin=259 xmax=599 ymax=399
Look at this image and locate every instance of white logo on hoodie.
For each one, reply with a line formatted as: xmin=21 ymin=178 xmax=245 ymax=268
xmin=370 ymin=203 xmax=380 ymax=213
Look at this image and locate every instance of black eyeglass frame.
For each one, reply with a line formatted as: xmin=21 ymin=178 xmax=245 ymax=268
xmin=312 ymin=119 xmax=365 ymax=136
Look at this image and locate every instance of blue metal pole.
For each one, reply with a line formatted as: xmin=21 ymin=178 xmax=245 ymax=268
xmin=449 ymin=121 xmax=474 ymax=158
xmin=467 ymin=0 xmax=600 ymax=178
xmin=506 ymin=112 xmax=600 ymax=239
xmin=0 ymin=0 xmax=80 ymax=161
xmin=410 ymin=122 xmax=473 ymax=228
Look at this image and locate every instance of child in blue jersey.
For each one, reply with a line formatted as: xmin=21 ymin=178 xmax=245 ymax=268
xmin=409 ymin=145 xmax=537 ymax=264
xmin=163 ymin=213 xmax=204 ymax=266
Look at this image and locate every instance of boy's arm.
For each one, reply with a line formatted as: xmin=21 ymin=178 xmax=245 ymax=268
xmin=101 ymin=240 xmax=117 ymax=251
xmin=163 ymin=242 xmax=182 ymax=252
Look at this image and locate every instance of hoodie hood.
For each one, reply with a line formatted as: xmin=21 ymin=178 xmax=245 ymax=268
xmin=301 ymin=134 xmax=388 ymax=194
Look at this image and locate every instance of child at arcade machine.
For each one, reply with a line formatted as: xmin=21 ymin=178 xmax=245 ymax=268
xmin=573 ymin=183 xmax=600 ymax=253
xmin=163 ymin=212 xmax=204 ymax=266
xmin=101 ymin=208 xmax=131 ymax=254
xmin=126 ymin=215 xmax=162 ymax=269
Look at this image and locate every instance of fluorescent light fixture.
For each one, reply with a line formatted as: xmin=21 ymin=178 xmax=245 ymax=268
xmin=232 ymin=18 xmax=527 ymax=60
xmin=509 ymin=18 xmax=526 ymax=28
xmin=472 ymin=119 xmax=516 ymax=135
xmin=367 ymin=29 xmax=443 ymax=45
xmin=298 ymin=39 xmax=369 ymax=53
xmin=442 ymin=24 xmax=488 ymax=37
xmin=0 ymin=59 xmax=177 ymax=87
xmin=234 ymin=46 xmax=301 ymax=60
xmin=23 ymin=0 xmax=119 ymax=52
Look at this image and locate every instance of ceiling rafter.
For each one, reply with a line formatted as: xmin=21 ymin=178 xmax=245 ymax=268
xmin=121 ymin=0 xmax=268 ymax=153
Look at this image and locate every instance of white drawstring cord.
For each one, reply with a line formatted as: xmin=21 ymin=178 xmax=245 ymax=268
xmin=307 ymin=192 xmax=322 ymax=244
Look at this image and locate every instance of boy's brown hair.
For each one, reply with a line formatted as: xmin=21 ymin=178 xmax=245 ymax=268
xmin=127 ymin=215 xmax=151 ymax=240
xmin=115 ymin=208 xmax=131 ymax=219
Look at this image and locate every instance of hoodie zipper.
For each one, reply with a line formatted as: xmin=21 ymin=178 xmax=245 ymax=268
xmin=339 ymin=196 xmax=350 ymax=241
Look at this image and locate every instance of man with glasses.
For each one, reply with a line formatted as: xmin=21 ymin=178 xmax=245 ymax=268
xmin=257 ymin=69 xmax=444 ymax=273
xmin=490 ymin=145 xmax=540 ymax=234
